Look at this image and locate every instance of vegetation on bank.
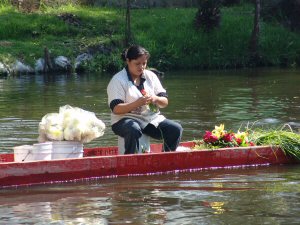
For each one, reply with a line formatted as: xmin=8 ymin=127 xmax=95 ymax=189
xmin=0 ymin=3 xmax=300 ymax=74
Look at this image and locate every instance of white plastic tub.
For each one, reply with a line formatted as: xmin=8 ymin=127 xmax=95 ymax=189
xmin=32 ymin=142 xmax=52 ymax=161
xmin=13 ymin=145 xmax=35 ymax=162
xmin=51 ymin=141 xmax=83 ymax=159
xmin=118 ymin=134 xmax=150 ymax=154
xmin=14 ymin=141 xmax=83 ymax=162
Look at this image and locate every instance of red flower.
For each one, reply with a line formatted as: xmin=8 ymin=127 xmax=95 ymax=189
xmin=141 ymin=89 xmax=147 ymax=96
xmin=223 ymin=133 xmax=234 ymax=142
xmin=236 ymin=138 xmax=242 ymax=145
xmin=203 ymin=131 xmax=218 ymax=143
xmin=199 ymin=124 xmax=256 ymax=149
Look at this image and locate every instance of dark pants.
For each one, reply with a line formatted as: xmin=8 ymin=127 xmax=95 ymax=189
xmin=112 ymin=118 xmax=183 ymax=154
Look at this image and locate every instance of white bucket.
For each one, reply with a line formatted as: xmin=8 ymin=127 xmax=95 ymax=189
xmin=51 ymin=141 xmax=83 ymax=159
xmin=13 ymin=145 xmax=35 ymax=162
xmin=118 ymin=134 xmax=151 ymax=154
xmin=32 ymin=142 xmax=52 ymax=161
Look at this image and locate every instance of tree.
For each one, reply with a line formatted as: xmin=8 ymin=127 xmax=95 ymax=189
xmin=249 ymin=0 xmax=261 ymax=65
xmin=194 ymin=0 xmax=221 ymax=33
xmin=125 ymin=0 xmax=132 ymax=46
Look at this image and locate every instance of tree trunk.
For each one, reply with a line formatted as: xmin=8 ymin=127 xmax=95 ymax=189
xmin=125 ymin=0 xmax=132 ymax=46
xmin=249 ymin=0 xmax=261 ymax=65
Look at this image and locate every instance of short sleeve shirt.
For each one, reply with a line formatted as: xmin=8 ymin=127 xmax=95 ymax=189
xmin=107 ymin=68 xmax=167 ymax=128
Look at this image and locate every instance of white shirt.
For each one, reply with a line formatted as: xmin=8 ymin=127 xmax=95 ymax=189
xmin=107 ymin=68 xmax=167 ymax=128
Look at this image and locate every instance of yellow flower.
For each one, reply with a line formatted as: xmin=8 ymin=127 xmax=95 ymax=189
xmin=212 ymin=124 xmax=225 ymax=138
xmin=235 ymin=131 xmax=249 ymax=143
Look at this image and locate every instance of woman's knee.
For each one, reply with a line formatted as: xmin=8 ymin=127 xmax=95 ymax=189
xmin=126 ymin=121 xmax=142 ymax=136
xmin=113 ymin=118 xmax=142 ymax=138
xmin=176 ymin=122 xmax=183 ymax=136
xmin=162 ymin=119 xmax=183 ymax=136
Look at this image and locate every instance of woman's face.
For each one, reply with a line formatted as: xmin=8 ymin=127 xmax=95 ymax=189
xmin=127 ymin=54 xmax=148 ymax=77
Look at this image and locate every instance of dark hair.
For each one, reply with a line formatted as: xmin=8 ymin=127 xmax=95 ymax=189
xmin=121 ymin=45 xmax=150 ymax=61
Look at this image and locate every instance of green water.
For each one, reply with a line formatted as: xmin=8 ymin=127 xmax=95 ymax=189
xmin=0 ymin=68 xmax=300 ymax=224
xmin=1 ymin=68 xmax=300 ymax=152
xmin=0 ymin=165 xmax=300 ymax=224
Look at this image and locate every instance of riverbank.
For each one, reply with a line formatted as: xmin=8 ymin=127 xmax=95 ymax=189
xmin=0 ymin=3 xmax=300 ymax=75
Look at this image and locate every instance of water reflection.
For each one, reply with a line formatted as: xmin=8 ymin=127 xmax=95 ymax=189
xmin=1 ymin=68 xmax=300 ymax=152
xmin=1 ymin=69 xmax=300 ymax=224
xmin=2 ymin=165 xmax=300 ymax=224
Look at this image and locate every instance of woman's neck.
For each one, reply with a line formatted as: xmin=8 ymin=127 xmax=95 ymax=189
xmin=132 ymin=75 xmax=140 ymax=86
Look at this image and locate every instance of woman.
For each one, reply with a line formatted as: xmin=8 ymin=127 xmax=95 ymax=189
xmin=107 ymin=45 xmax=183 ymax=154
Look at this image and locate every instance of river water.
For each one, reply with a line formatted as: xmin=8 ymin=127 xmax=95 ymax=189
xmin=0 ymin=68 xmax=300 ymax=224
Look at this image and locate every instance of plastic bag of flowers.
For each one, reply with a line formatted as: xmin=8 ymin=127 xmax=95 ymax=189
xmin=38 ymin=113 xmax=64 ymax=142
xmin=38 ymin=105 xmax=105 ymax=143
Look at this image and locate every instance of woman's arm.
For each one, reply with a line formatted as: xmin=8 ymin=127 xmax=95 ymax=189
xmin=113 ymin=96 xmax=151 ymax=114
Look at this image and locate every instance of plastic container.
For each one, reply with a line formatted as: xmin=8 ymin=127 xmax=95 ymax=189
xmin=51 ymin=141 xmax=83 ymax=159
xmin=118 ymin=134 xmax=150 ymax=154
xmin=32 ymin=142 xmax=52 ymax=161
xmin=14 ymin=145 xmax=35 ymax=162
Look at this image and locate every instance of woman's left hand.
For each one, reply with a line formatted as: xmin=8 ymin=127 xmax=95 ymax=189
xmin=151 ymin=95 xmax=168 ymax=108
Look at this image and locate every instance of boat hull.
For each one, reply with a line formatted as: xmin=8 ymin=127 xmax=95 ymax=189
xmin=0 ymin=142 xmax=298 ymax=188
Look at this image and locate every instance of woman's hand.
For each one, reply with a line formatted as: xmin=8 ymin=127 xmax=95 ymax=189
xmin=113 ymin=94 xmax=168 ymax=115
xmin=151 ymin=95 xmax=168 ymax=108
xmin=135 ymin=96 xmax=152 ymax=107
xmin=113 ymin=96 xmax=152 ymax=114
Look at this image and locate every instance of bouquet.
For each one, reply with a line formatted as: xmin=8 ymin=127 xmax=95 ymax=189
xmin=193 ymin=123 xmax=300 ymax=161
xmin=194 ymin=124 xmax=254 ymax=150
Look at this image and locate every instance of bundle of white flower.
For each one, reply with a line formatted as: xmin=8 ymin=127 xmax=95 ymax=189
xmin=38 ymin=105 xmax=106 ymax=143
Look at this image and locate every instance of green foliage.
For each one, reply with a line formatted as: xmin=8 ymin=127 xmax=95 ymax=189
xmin=250 ymin=124 xmax=300 ymax=161
xmin=0 ymin=0 xmax=10 ymax=6
xmin=132 ymin=4 xmax=300 ymax=70
xmin=0 ymin=3 xmax=123 ymax=71
xmin=0 ymin=2 xmax=299 ymax=73
xmin=194 ymin=0 xmax=222 ymax=32
xmin=222 ymin=0 xmax=241 ymax=7
xmin=261 ymin=0 xmax=300 ymax=32
xmin=81 ymin=52 xmax=123 ymax=74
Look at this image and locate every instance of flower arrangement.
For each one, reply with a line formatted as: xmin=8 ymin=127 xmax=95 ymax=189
xmin=140 ymin=89 xmax=158 ymax=113
xmin=194 ymin=124 xmax=255 ymax=150
xmin=192 ymin=123 xmax=300 ymax=161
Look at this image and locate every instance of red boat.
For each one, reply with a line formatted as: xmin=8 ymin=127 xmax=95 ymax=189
xmin=0 ymin=141 xmax=298 ymax=188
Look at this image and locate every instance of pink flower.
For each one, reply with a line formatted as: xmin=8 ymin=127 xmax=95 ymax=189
xmin=223 ymin=133 xmax=234 ymax=142
xmin=203 ymin=131 xmax=218 ymax=143
xmin=236 ymin=138 xmax=242 ymax=145
xmin=200 ymin=124 xmax=256 ymax=149
xmin=141 ymin=89 xmax=147 ymax=96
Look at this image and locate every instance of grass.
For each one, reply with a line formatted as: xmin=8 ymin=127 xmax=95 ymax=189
xmin=249 ymin=124 xmax=300 ymax=160
xmin=0 ymin=4 xmax=124 ymax=69
xmin=0 ymin=3 xmax=300 ymax=73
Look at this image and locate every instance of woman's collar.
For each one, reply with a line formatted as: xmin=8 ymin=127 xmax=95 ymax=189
xmin=125 ymin=66 xmax=146 ymax=83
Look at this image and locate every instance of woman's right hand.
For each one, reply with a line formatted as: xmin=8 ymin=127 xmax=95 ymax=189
xmin=137 ymin=96 xmax=151 ymax=107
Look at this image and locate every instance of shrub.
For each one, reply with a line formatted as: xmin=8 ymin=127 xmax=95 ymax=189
xmin=262 ymin=0 xmax=300 ymax=32
xmin=194 ymin=0 xmax=222 ymax=32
